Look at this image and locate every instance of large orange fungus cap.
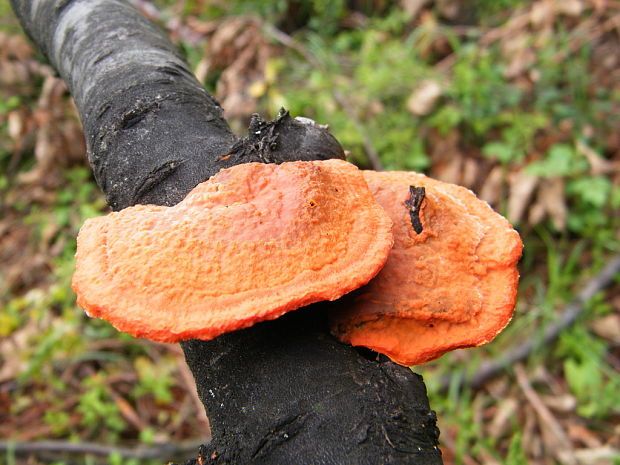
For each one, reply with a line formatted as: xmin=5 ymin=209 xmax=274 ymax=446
xmin=329 ymin=171 xmax=523 ymax=366
xmin=72 ymin=159 xmax=393 ymax=343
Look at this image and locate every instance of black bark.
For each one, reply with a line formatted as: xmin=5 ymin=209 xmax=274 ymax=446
xmin=11 ymin=1 xmax=443 ymax=463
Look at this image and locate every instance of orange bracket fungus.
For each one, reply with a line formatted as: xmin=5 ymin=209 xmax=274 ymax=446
xmin=72 ymin=159 xmax=393 ymax=343
xmin=329 ymin=171 xmax=523 ymax=366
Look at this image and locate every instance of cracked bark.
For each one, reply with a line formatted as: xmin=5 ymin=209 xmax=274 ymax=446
xmin=11 ymin=1 xmax=443 ymax=463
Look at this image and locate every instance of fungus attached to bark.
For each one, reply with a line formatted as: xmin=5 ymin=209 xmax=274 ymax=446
xmin=72 ymin=159 xmax=393 ymax=343
xmin=329 ymin=171 xmax=523 ymax=366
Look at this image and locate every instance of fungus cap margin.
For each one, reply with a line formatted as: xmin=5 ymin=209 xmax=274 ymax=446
xmin=72 ymin=159 xmax=394 ymax=343
xmin=329 ymin=170 xmax=523 ymax=366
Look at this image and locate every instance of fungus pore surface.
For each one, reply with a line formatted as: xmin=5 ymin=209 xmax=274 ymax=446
xmin=329 ymin=171 xmax=523 ymax=365
xmin=72 ymin=159 xmax=393 ymax=342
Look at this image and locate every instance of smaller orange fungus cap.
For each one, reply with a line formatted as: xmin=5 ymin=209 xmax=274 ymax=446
xmin=329 ymin=171 xmax=523 ymax=365
xmin=72 ymin=159 xmax=393 ymax=343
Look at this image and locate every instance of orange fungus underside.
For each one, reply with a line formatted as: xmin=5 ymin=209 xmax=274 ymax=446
xmin=72 ymin=160 xmax=394 ymax=343
xmin=329 ymin=171 xmax=523 ymax=366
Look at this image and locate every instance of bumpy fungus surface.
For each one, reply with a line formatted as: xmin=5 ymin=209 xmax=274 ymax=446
xmin=329 ymin=171 xmax=523 ymax=366
xmin=72 ymin=159 xmax=393 ymax=342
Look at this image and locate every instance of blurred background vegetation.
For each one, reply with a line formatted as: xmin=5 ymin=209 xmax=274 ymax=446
xmin=1 ymin=0 xmax=619 ymax=464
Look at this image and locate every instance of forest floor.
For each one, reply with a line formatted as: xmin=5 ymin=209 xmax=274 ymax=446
xmin=1 ymin=1 xmax=619 ymax=464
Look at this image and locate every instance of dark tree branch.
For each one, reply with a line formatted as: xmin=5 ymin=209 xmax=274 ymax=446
xmin=183 ymin=306 xmax=441 ymax=464
xmin=11 ymin=1 xmax=443 ymax=463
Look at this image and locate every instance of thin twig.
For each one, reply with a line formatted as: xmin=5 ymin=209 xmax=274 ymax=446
xmin=0 ymin=439 xmax=204 ymax=460
xmin=514 ymin=364 xmax=576 ymax=465
xmin=439 ymin=254 xmax=620 ymax=392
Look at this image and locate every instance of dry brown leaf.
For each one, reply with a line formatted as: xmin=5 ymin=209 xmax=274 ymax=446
xmin=567 ymin=423 xmax=604 ymax=449
xmin=528 ymin=177 xmax=567 ymax=230
xmin=432 ymin=154 xmax=462 ymax=185
xmin=193 ymin=56 xmax=210 ymax=85
xmin=7 ymin=109 xmax=26 ymax=143
xmin=185 ymin=16 xmax=220 ymax=37
xmin=429 ymin=131 xmax=487 ymax=189
xmin=407 ymin=80 xmax=442 ymax=116
xmin=5 ymin=421 xmax=53 ymax=442
xmin=194 ymin=16 xmax=277 ymax=121
xmin=0 ymin=219 xmax=52 ymax=294
xmin=436 ymin=0 xmax=460 ymax=20
xmin=0 ymin=61 xmax=31 ymax=86
xmin=530 ymin=1 xmax=557 ymax=27
xmin=488 ymin=397 xmax=518 ymax=439
xmin=37 ymin=74 xmax=67 ymax=110
xmin=573 ymin=447 xmax=620 ymax=465
xmin=62 ymin=120 xmax=87 ymax=161
xmin=428 ymin=129 xmax=466 ymax=185
xmin=479 ymin=166 xmax=505 ymax=206
xmin=556 ymin=0 xmax=585 ymax=17
xmin=516 ymin=364 xmax=576 ymax=465
xmin=485 ymin=375 xmax=510 ymax=398
xmin=505 ymin=48 xmax=536 ymax=79
xmin=501 ymin=35 xmax=537 ymax=78
xmin=462 ymin=157 xmax=480 ymax=189
xmin=508 ymin=170 xmax=539 ymax=224
xmin=542 ymin=178 xmax=568 ymax=230
xmin=18 ymin=76 xmax=85 ymax=185
xmin=589 ymin=314 xmax=620 ymax=344
xmin=540 ymin=393 xmax=577 ymax=413
xmin=577 ymin=139 xmax=618 ymax=176
xmin=399 ymin=0 xmax=432 ymax=20
xmin=0 ymin=32 xmax=33 ymax=60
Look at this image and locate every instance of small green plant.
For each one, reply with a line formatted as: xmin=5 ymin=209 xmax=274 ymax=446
xmin=482 ymin=111 xmax=548 ymax=164
xmin=526 ymin=143 xmax=588 ymax=178
xmin=44 ymin=410 xmax=71 ymax=436
xmin=108 ymin=451 xmax=140 ymax=465
xmin=78 ymin=375 xmax=125 ymax=440
xmin=132 ymin=356 xmax=175 ymax=405
xmin=558 ymin=325 xmax=620 ymax=419
xmin=505 ymin=432 xmax=528 ymax=465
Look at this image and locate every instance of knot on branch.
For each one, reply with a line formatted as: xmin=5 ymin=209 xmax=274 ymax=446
xmin=229 ymin=108 xmax=344 ymax=164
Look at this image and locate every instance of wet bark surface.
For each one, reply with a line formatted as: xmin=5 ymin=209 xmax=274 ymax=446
xmin=11 ymin=1 xmax=443 ymax=463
